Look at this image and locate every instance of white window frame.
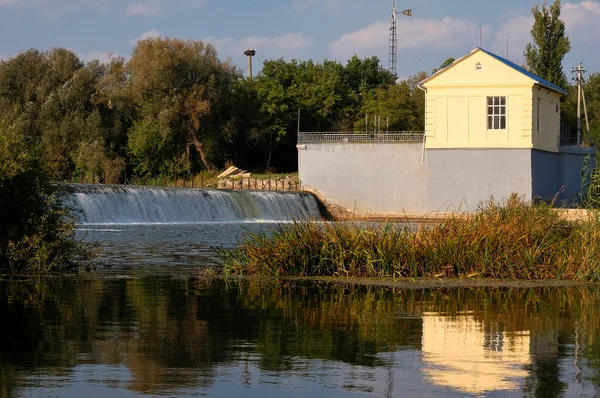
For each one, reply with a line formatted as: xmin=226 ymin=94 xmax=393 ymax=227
xmin=487 ymin=96 xmax=507 ymax=130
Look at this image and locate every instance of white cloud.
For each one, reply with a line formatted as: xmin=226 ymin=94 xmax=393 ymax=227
xmin=79 ymin=51 xmax=118 ymax=64
xmin=125 ymin=1 xmax=162 ymax=16
xmin=488 ymin=1 xmax=600 ymax=67
xmin=563 ymin=0 xmax=600 ymax=24
xmin=129 ymin=29 xmax=161 ymax=45
xmin=205 ymin=33 xmax=313 ymax=59
xmin=563 ymin=0 xmax=600 ymax=40
xmin=490 ymin=15 xmax=532 ymax=64
xmin=329 ymin=17 xmax=488 ymax=62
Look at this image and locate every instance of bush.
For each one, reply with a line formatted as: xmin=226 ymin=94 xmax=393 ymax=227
xmin=222 ymin=195 xmax=600 ymax=281
xmin=0 ymin=115 xmax=94 ymax=274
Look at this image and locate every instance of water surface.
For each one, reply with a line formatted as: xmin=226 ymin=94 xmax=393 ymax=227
xmin=2 ymin=277 xmax=600 ymax=397
xmin=4 ymin=186 xmax=600 ymax=397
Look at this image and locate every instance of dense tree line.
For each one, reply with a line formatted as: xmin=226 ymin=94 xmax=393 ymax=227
xmin=0 ymin=38 xmax=426 ymax=181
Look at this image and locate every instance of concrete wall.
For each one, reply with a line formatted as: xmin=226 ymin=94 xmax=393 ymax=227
xmin=557 ymin=146 xmax=597 ymax=206
xmin=298 ymin=143 xmax=425 ymax=215
xmin=531 ymin=149 xmax=559 ymax=201
xmin=425 ymin=148 xmax=533 ymax=212
xmin=299 ymin=144 xmax=594 ymax=216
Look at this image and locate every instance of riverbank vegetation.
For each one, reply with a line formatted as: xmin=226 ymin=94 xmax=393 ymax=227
xmin=222 ymin=196 xmax=600 ymax=281
xmin=0 ymin=117 xmax=94 ymax=274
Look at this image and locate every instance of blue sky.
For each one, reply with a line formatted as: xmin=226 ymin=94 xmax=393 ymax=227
xmin=1 ymin=0 xmax=599 ymax=82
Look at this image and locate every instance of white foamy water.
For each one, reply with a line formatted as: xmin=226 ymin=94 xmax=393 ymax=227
xmin=65 ymin=184 xmax=322 ymax=225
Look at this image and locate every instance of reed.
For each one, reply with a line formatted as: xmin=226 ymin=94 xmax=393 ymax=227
xmin=221 ymin=195 xmax=600 ymax=281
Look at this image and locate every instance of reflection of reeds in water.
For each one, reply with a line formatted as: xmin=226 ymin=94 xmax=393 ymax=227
xmin=222 ymin=195 xmax=600 ymax=281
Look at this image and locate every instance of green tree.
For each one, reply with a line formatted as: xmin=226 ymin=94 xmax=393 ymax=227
xmin=0 ymin=112 xmax=92 ymax=273
xmin=585 ymin=73 xmax=600 ymax=142
xmin=354 ymin=83 xmax=422 ymax=132
xmin=252 ymin=59 xmax=299 ymax=170
xmin=431 ymin=58 xmax=455 ymax=75
xmin=126 ymin=38 xmax=238 ymax=173
xmin=524 ymin=0 xmax=571 ymax=89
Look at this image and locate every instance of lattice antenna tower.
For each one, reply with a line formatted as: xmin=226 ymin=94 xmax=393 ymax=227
xmin=389 ymin=2 xmax=411 ymax=78
xmin=389 ymin=1 xmax=398 ymax=77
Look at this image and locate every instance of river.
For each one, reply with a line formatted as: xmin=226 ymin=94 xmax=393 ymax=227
xmin=1 ymin=186 xmax=598 ymax=397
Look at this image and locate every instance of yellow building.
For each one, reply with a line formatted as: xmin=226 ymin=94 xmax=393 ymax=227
xmin=420 ymin=48 xmax=563 ymax=153
xmin=297 ymin=48 xmax=595 ymax=215
xmin=416 ymin=48 xmax=589 ymax=212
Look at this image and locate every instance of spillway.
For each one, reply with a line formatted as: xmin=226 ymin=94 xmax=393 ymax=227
xmin=65 ymin=184 xmax=323 ymax=224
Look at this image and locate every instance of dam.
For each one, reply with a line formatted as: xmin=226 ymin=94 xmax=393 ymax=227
xmin=65 ymin=184 xmax=324 ymax=225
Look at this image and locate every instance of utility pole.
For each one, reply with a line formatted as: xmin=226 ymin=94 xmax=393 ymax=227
xmin=244 ymin=49 xmax=256 ymax=79
xmin=572 ymin=63 xmax=589 ymax=146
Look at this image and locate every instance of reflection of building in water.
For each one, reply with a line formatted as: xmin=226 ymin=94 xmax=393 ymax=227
xmin=422 ymin=312 xmax=531 ymax=395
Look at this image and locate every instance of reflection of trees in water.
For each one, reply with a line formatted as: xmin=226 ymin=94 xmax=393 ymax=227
xmin=1 ymin=280 xmax=600 ymax=396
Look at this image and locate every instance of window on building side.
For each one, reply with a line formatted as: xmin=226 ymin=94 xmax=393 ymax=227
xmin=487 ymin=97 xmax=506 ymax=130
xmin=537 ymin=98 xmax=541 ymax=132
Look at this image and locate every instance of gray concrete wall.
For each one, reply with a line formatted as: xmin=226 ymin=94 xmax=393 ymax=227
xmin=425 ymin=149 xmax=533 ymax=212
xmin=557 ymin=146 xmax=597 ymax=206
xmin=298 ymin=143 xmax=425 ymax=215
xmin=531 ymin=149 xmax=559 ymax=202
xmin=299 ymin=144 xmax=593 ymax=216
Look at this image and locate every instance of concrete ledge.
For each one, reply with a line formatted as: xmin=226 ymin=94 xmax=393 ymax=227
xmin=559 ymin=146 xmax=597 ymax=155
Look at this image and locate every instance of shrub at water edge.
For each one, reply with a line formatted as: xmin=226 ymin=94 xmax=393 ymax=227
xmin=221 ymin=195 xmax=600 ymax=281
xmin=0 ymin=119 xmax=94 ymax=274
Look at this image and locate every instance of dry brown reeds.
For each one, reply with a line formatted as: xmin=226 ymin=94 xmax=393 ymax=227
xmin=221 ymin=195 xmax=600 ymax=281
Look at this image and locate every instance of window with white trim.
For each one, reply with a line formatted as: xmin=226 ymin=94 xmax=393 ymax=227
xmin=487 ymin=97 xmax=506 ymax=130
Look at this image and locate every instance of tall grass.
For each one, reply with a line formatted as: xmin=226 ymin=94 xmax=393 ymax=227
xmin=221 ymin=195 xmax=600 ymax=281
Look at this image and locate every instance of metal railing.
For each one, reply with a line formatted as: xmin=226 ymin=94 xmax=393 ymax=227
xmin=560 ymin=124 xmax=578 ymax=146
xmin=298 ymin=131 xmax=425 ymax=144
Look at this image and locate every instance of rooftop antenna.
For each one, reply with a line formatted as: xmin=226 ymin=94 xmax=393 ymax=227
xmin=389 ymin=1 xmax=412 ymax=77
xmin=479 ymin=21 xmax=482 ymax=48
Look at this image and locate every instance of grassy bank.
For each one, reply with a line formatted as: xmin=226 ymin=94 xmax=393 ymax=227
xmin=221 ymin=196 xmax=600 ymax=281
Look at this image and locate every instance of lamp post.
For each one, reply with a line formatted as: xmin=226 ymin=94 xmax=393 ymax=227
xmin=244 ymin=49 xmax=256 ymax=79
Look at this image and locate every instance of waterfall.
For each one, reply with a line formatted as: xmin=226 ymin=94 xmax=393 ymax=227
xmin=65 ymin=184 xmax=323 ymax=225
